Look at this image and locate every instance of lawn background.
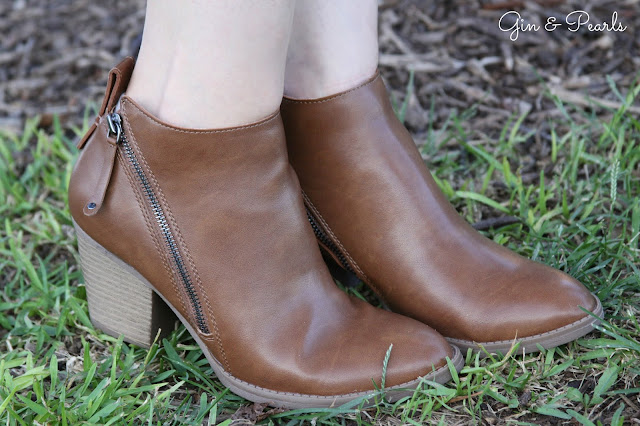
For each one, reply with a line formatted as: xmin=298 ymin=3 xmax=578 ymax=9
xmin=1 ymin=0 xmax=639 ymax=424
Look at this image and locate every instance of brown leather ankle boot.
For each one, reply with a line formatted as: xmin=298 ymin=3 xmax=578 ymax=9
xmin=68 ymin=58 xmax=463 ymax=408
xmin=280 ymin=72 xmax=603 ymax=355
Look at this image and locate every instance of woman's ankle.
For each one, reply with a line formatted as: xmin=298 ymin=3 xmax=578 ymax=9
xmin=284 ymin=0 xmax=378 ymax=100
xmin=283 ymin=66 xmax=378 ymax=100
xmin=126 ymin=60 xmax=284 ymax=129
xmin=124 ymin=0 xmax=294 ymax=130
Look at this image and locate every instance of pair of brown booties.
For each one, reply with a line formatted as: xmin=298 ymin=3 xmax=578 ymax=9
xmin=68 ymin=57 xmax=602 ymax=408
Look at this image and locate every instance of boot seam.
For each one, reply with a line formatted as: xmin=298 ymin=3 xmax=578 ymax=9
xmin=302 ymin=192 xmax=378 ymax=293
xmin=120 ymin=101 xmax=202 ymax=335
xmin=281 ymin=73 xmax=381 ymax=105
xmin=123 ymin=96 xmax=280 ymax=135
xmin=121 ymin=100 xmax=231 ymax=373
xmin=117 ymin=150 xmax=190 ymax=321
xmin=224 ymin=360 xmax=450 ymax=398
xmin=447 ymin=295 xmax=603 ymax=346
xmin=150 ymin=161 xmax=231 ymax=371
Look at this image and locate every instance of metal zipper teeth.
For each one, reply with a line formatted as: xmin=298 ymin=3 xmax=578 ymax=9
xmin=306 ymin=209 xmax=355 ymax=274
xmin=110 ymin=113 xmax=210 ymax=334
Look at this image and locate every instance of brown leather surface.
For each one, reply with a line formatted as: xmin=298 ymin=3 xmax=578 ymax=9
xmin=81 ymin=117 xmax=118 ymax=216
xmin=68 ymin=59 xmax=454 ymax=396
xmin=281 ymin=72 xmax=599 ymax=343
xmin=69 ymin=117 xmax=195 ymax=342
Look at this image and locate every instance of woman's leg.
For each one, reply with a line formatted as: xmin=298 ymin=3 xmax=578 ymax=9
xmin=127 ymin=0 xmax=296 ymax=128
xmin=284 ymin=0 xmax=378 ymax=99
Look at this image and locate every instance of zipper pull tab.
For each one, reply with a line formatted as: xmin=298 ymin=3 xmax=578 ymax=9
xmin=76 ymin=57 xmax=134 ymax=150
xmin=82 ymin=113 xmax=123 ymax=216
xmin=107 ymin=113 xmax=123 ymax=143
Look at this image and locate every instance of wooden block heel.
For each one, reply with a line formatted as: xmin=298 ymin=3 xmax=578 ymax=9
xmin=74 ymin=222 xmax=176 ymax=348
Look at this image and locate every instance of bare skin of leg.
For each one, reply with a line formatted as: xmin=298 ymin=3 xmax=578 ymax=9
xmin=127 ymin=0 xmax=296 ymax=129
xmin=284 ymin=0 xmax=378 ymax=99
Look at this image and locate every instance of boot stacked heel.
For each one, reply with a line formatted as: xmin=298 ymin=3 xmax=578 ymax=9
xmin=74 ymin=223 xmax=176 ymax=348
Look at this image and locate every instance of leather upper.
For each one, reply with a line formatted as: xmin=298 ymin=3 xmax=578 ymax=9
xmin=68 ymin=59 xmax=453 ymax=396
xmin=281 ymin=72 xmax=598 ymax=343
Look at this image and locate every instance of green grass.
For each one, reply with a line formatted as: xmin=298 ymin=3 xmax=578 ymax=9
xmin=1 ymin=79 xmax=638 ymax=424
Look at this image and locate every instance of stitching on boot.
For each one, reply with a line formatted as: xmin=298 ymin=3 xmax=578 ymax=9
xmin=117 ymin=150 xmax=189 ymax=319
xmin=181 ymin=246 xmax=228 ymax=359
xmin=120 ymin=102 xmax=200 ymax=330
xmin=214 ymin=351 xmax=454 ymax=398
xmin=126 ymin=98 xmax=280 ymax=135
xmin=302 ymin=192 xmax=379 ymax=293
xmin=121 ymin=98 xmax=231 ymax=371
xmin=447 ymin=296 xmax=603 ymax=346
xmin=122 ymin=99 xmax=231 ymax=373
xmin=147 ymin=173 xmax=230 ymax=371
xmin=281 ymin=73 xmax=381 ymax=105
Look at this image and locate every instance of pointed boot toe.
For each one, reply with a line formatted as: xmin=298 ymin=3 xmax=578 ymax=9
xmin=329 ymin=300 xmax=462 ymax=393
xmin=281 ymin=72 xmax=603 ymax=355
xmin=444 ymin=262 xmax=602 ymax=353
xmin=68 ymin=58 xmax=460 ymax=408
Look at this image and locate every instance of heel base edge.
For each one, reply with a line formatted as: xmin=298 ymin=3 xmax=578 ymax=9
xmin=74 ymin=221 xmax=177 ymax=349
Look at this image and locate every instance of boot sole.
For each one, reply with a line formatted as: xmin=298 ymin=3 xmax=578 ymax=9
xmin=322 ymin=247 xmax=603 ymax=356
xmin=446 ymin=296 xmax=603 ymax=355
xmin=74 ymin=221 xmax=463 ymax=408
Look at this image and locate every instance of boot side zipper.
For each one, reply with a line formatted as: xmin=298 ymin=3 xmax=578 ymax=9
xmin=306 ymin=208 xmax=355 ymax=274
xmin=107 ymin=113 xmax=210 ymax=335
